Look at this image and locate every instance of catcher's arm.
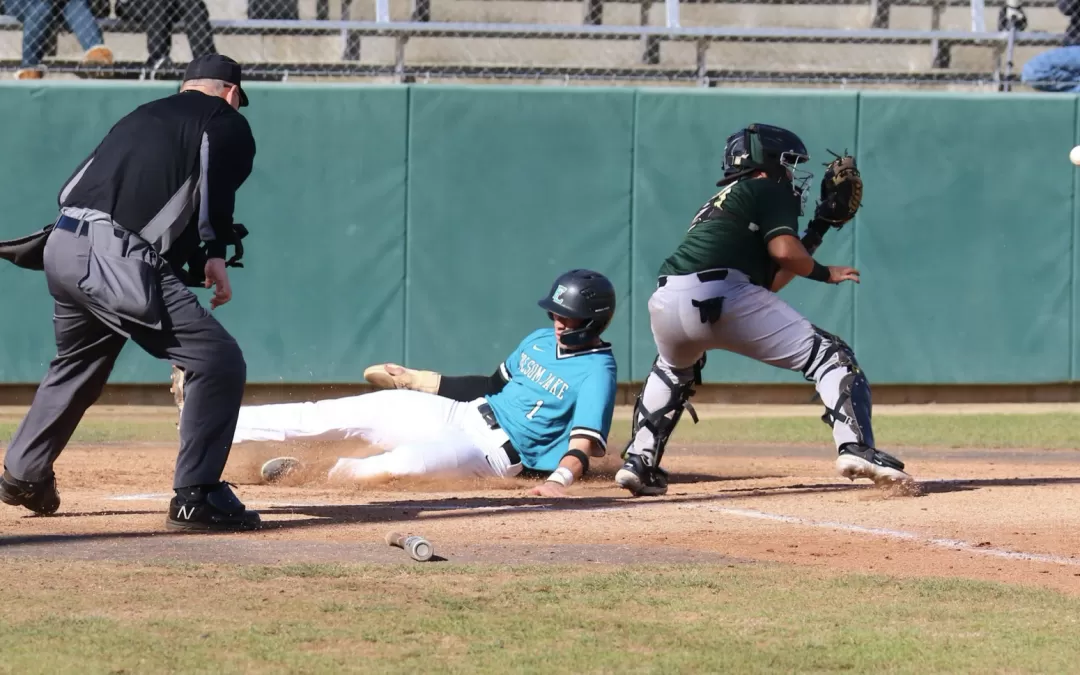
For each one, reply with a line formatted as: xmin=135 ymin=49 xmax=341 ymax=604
xmin=770 ymin=220 xmax=831 ymax=292
xmin=767 ymin=235 xmax=859 ymax=285
xmin=771 ymin=151 xmax=863 ymax=292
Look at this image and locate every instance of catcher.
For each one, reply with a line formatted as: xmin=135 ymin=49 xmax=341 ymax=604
xmin=614 ymin=123 xmax=913 ymax=496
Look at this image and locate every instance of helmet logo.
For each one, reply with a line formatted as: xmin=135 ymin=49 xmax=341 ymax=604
xmin=552 ymin=285 xmax=569 ymax=306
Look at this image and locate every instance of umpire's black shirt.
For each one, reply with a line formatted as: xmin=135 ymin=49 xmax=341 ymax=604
xmin=57 ymin=90 xmax=256 ymax=267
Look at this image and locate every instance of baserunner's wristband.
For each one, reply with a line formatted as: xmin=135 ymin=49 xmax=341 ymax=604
xmin=808 ymin=261 xmax=831 ymax=282
xmin=547 ymin=466 xmax=575 ymax=487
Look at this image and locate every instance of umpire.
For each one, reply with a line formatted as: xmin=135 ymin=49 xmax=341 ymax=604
xmin=0 ymin=54 xmax=260 ymax=532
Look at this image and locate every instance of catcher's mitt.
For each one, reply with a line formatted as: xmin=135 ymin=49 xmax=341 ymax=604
xmin=813 ymin=150 xmax=862 ymax=227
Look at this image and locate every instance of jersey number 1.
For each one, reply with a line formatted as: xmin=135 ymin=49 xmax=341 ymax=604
xmin=526 ymin=400 xmax=543 ymax=420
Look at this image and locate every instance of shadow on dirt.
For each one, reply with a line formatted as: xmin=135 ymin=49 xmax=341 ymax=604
xmin=252 ymin=483 xmax=871 ymax=532
xmin=0 ymin=481 xmax=868 ymax=547
xmin=915 ymin=476 xmax=1080 ymax=495
xmin=4 ymin=475 xmax=1076 ymax=550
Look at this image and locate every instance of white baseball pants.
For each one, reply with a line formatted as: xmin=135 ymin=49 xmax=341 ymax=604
xmin=634 ymin=268 xmax=866 ymax=453
xmin=232 ymin=390 xmax=522 ymax=480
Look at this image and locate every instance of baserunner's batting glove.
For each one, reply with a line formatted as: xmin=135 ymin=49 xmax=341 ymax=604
xmin=363 ymin=363 xmax=442 ymax=395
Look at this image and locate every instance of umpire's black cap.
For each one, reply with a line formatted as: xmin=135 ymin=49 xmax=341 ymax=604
xmin=182 ymin=54 xmax=249 ymax=107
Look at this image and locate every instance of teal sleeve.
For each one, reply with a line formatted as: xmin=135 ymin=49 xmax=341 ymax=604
xmin=569 ymin=372 xmax=617 ymax=453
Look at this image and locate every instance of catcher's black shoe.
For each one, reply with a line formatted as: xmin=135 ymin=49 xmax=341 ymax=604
xmin=835 ymin=443 xmax=912 ymax=486
xmin=615 ymin=454 xmax=669 ymax=497
xmin=166 ymin=481 xmax=261 ymax=532
xmin=0 ymin=469 xmax=60 ymax=515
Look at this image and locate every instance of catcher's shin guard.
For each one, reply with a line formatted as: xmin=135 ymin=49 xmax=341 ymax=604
xmin=801 ymin=327 xmax=873 ymax=448
xmin=616 ymin=356 xmax=703 ymax=496
xmin=622 ymin=355 xmax=703 ymax=466
xmin=801 ymin=327 xmax=910 ymax=484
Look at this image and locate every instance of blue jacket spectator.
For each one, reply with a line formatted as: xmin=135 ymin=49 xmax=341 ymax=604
xmin=1022 ymin=0 xmax=1080 ymax=92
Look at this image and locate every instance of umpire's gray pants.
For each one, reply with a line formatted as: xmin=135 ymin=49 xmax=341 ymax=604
xmin=3 ymin=218 xmax=246 ymax=489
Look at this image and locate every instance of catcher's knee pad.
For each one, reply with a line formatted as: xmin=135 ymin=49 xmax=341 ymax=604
xmin=801 ymin=327 xmax=874 ymax=448
xmin=626 ymin=355 xmax=704 ymax=465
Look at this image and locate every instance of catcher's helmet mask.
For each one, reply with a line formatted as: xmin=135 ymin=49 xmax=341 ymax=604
xmin=537 ymin=269 xmax=617 ymax=348
xmin=718 ymin=123 xmax=813 ymax=212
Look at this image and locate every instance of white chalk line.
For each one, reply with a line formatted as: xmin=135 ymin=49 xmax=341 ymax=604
xmin=686 ymin=505 xmax=1080 ymax=567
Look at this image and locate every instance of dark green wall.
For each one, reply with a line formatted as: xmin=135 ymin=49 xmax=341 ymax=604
xmin=0 ymin=81 xmax=1074 ymax=386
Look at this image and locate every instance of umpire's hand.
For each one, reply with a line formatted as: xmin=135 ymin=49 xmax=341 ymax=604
xmin=204 ymin=258 xmax=233 ymax=309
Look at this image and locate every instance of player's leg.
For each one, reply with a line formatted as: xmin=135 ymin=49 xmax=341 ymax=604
xmin=617 ymin=284 xmax=711 ymax=496
xmin=1 ymin=297 xmax=125 ymax=515
xmin=258 ymin=395 xmax=520 ymax=483
xmin=233 ymin=389 xmax=457 ymax=446
xmin=796 ymin=326 xmax=908 ymax=484
xmin=709 ymin=279 xmax=910 ymax=485
xmin=325 ymin=434 xmax=502 ymax=481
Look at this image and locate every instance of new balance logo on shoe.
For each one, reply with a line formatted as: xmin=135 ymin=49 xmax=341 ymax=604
xmin=176 ymin=504 xmax=196 ymax=520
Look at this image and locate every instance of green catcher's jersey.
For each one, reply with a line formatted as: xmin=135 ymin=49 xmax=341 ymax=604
xmin=658 ymin=177 xmax=802 ymax=287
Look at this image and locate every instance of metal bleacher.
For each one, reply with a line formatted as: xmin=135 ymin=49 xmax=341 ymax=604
xmin=0 ymin=0 xmax=1070 ymax=87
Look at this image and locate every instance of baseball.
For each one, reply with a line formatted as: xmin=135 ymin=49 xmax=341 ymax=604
xmin=1070 ymin=146 xmax=1080 ymax=165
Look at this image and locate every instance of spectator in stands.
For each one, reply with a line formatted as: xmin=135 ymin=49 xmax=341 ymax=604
xmin=144 ymin=0 xmax=217 ymax=71
xmin=6 ymin=0 xmax=113 ymax=79
xmin=115 ymin=0 xmax=216 ymax=71
xmin=1021 ymin=0 xmax=1080 ymax=92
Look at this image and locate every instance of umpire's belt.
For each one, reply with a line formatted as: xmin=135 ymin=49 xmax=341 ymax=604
xmin=477 ymin=402 xmax=522 ymax=465
xmin=657 ymin=268 xmax=728 ymax=288
xmin=55 ymin=215 xmax=128 ymax=240
xmin=55 ymin=215 xmax=90 ymax=237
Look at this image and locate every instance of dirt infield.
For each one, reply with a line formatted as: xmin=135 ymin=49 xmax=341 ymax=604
xmin=3 ymin=413 xmax=1079 ymax=595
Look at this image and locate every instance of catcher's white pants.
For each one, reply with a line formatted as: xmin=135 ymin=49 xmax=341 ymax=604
xmin=633 ymin=268 xmax=863 ymax=453
xmin=232 ymin=390 xmax=522 ymax=480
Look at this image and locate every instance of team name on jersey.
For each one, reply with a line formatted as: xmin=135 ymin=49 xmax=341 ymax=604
xmin=517 ymin=352 xmax=570 ymax=400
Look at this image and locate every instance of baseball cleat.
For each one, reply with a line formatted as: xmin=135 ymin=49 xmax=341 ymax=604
xmin=0 ymin=469 xmax=60 ymax=515
xmin=166 ymin=482 xmax=261 ymax=532
xmin=261 ymin=456 xmax=301 ymax=483
xmin=615 ymin=454 xmax=669 ymax=496
xmin=835 ymin=444 xmax=912 ymax=486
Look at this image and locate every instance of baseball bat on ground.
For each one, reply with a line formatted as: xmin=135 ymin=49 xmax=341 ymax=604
xmin=385 ymin=530 xmax=434 ymax=562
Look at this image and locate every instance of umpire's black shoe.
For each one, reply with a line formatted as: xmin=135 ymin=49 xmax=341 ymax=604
xmin=166 ymin=481 xmax=261 ymax=532
xmin=0 ymin=469 xmax=60 ymax=515
xmin=615 ymin=454 xmax=669 ymax=497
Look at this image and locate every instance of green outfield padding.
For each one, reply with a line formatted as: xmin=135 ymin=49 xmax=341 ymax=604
xmin=405 ymin=85 xmax=635 ymax=378
xmin=0 ymin=82 xmax=1076 ymax=387
xmin=855 ymin=92 xmax=1075 ymax=384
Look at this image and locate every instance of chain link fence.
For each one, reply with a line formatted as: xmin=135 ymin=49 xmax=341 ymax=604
xmin=0 ymin=0 xmax=1074 ymax=88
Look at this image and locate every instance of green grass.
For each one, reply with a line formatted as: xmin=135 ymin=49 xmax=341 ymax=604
xmin=1 ymin=561 xmax=1078 ymax=673
xmin=633 ymin=412 xmax=1080 ymax=449
xmin=0 ymin=419 xmax=179 ymax=444
xmin=4 ymin=411 xmax=1080 ymax=448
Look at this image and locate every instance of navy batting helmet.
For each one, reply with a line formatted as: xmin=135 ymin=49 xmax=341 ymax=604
xmin=537 ymin=269 xmax=616 ymax=348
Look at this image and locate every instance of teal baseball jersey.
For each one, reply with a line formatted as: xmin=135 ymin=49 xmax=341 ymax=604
xmin=484 ymin=328 xmax=618 ymax=472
